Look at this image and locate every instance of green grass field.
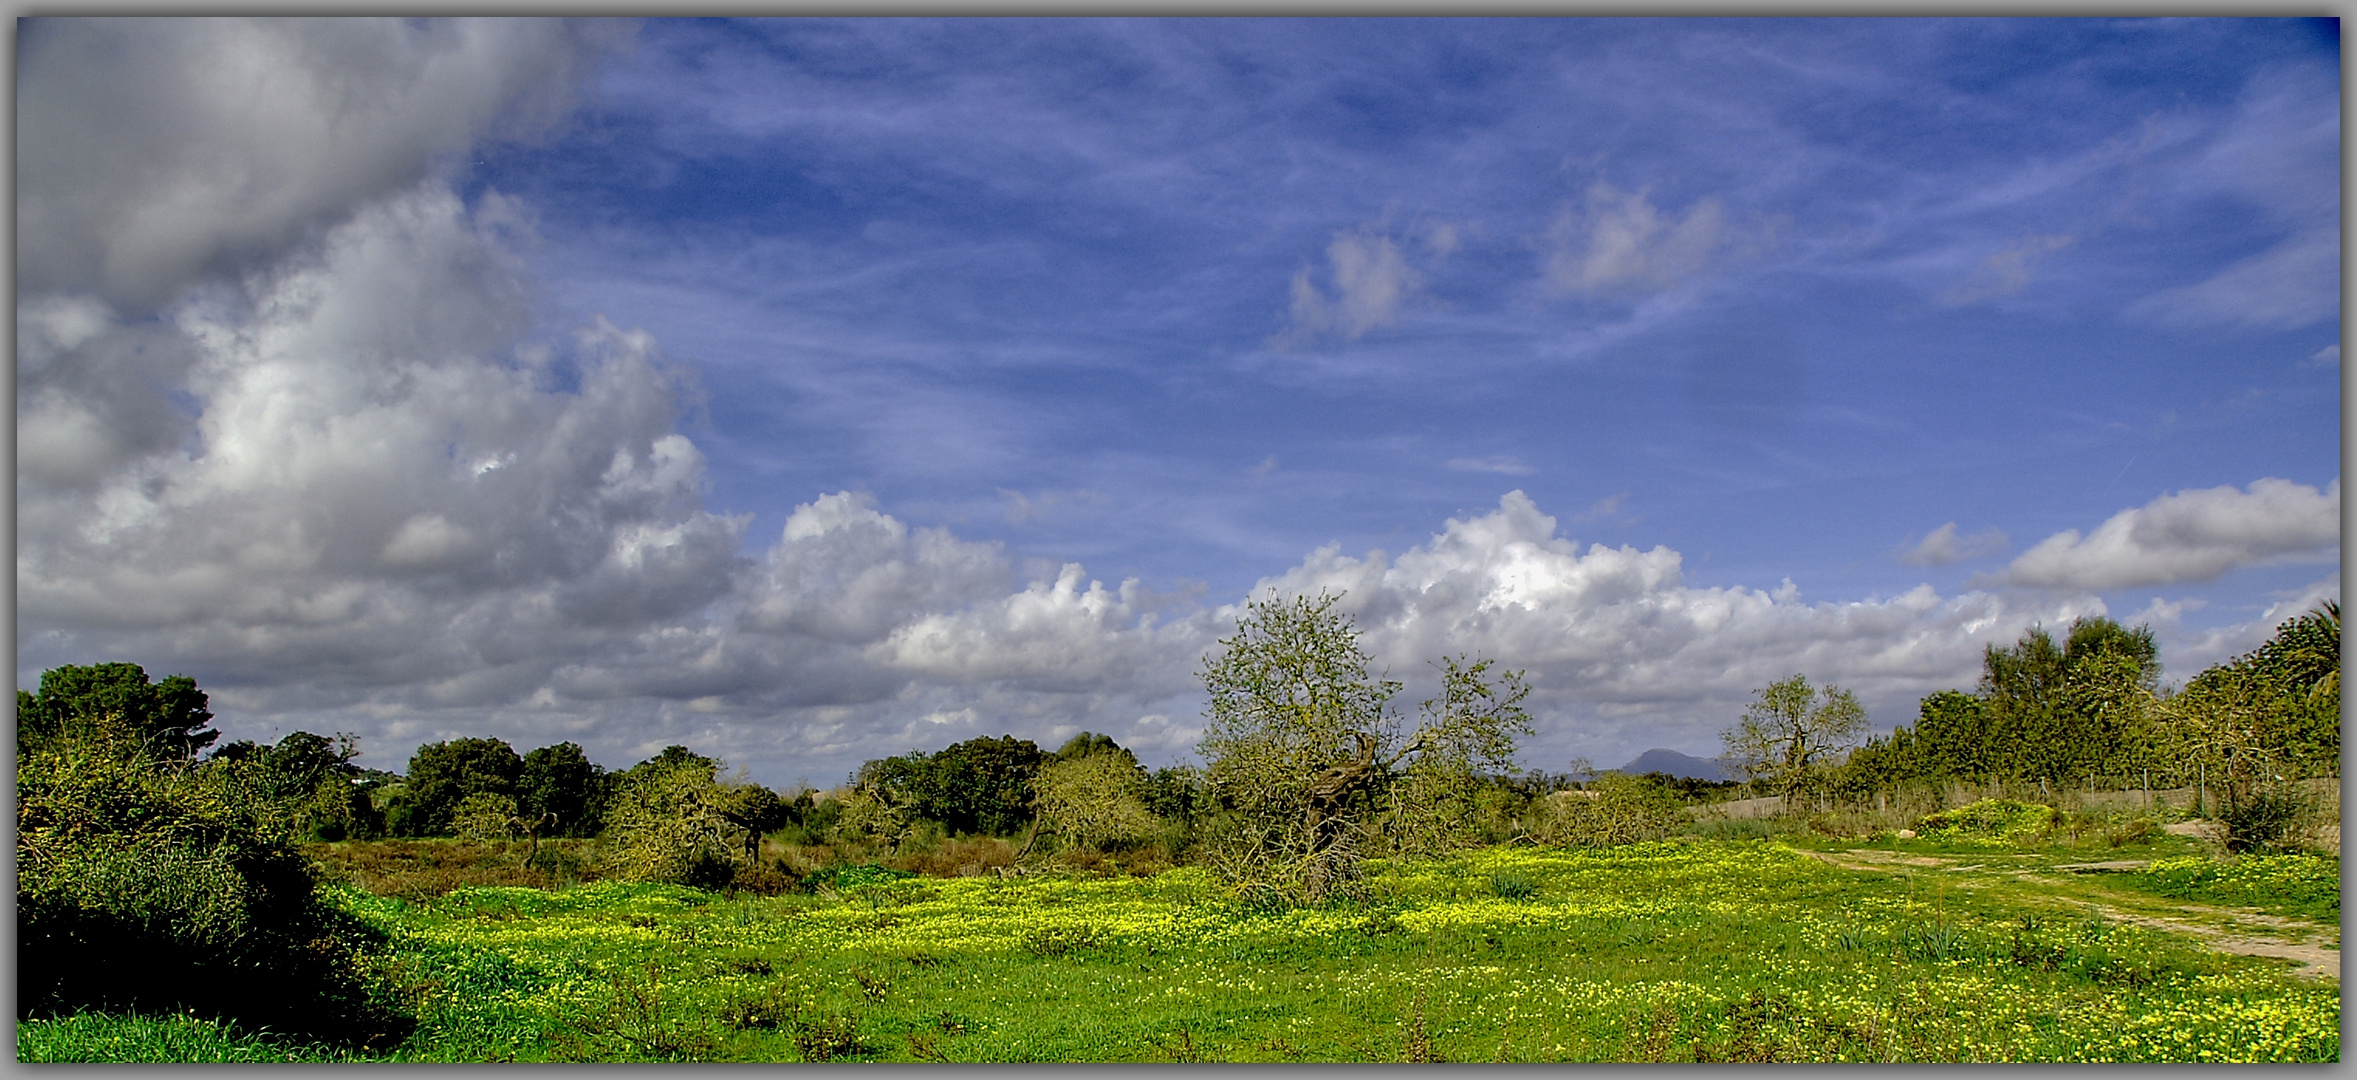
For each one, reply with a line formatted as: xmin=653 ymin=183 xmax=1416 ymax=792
xmin=18 ymin=834 xmax=2339 ymax=1063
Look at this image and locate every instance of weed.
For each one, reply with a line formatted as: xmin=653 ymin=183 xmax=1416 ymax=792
xmin=1397 ymin=990 xmax=1442 ymax=1062
xmin=906 ymin=1029 xmax=951 ymax=1062
xmin=785 ymin=1007 xmax=866 ymax=1062
xmin=849 ymin=967 xmax=891 ymax=1003
xmin=1489 ymin=869 xmax=1538 ymax=900
xmin=1150 ymin=1027 xmax=1206 ymax=1063
xmin=1020 ymin=924 xmax=1103 ymax=958
xmin=552 ymin=964 xmax=717 ymax=1063
xmin=1899 ymin=919 xmax=1963 ymax=963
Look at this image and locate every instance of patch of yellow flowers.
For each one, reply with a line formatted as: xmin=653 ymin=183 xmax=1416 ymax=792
xmin=341 ymin=840 xmax=2336 ymax=1062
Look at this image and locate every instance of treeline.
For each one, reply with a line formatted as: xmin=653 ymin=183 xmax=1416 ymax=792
xmin=1837 ymin=603 xmax=2339 ymax=802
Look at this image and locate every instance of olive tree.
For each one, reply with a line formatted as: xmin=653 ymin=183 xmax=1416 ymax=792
xmin=1721 ymin=674 xmax=1866 ymax=801
xmin=1030 ymin=750 xmax=1158 ymax=854
xmin=1196 ymin=591 xmax=1531 ymax=901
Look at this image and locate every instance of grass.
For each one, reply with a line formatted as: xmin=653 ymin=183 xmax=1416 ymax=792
xmin=25 ymin=833 xmax=2334 ymax=1063
xmin=17 ymin=1012 xmax=363 ymax=1063
xmin=2132 ymin=853 xmax=2342 ymax=923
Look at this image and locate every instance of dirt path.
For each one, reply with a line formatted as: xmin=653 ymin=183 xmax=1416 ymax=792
xmin=1798 ymin=848 xmax=2342 ymax=981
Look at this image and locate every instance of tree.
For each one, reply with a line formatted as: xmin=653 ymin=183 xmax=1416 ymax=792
xmin=1196 ymin=591 xmax=1531 ymax=900
xmin=1722 ymin=674 xmax=1866 ymax=800
xmin=391 ymin=737 xmax=523 ymax=836
xmin=918 ymin=735 xmax=1044 ymax=836
xmin=16 ymin=695 xmax=407 ymax=1045
xmin=2162 ymin=601 xmax=2342 ymax=835
xmin=1031 ymin=750 xmax=1158 ymax=854
xmin=1979 ymin=617 xmax=2159 ymax=783
xmin=17 ymin=662 xmax=217 ymax=760
xmin=601 ymin=757 xmax=742 ymax=890
xmin=1384 ymin=656 xmax=1534 ymax=858
xmin=519 ymin=742 xmax=608 ymax=838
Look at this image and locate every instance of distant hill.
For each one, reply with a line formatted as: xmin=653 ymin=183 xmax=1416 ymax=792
xmin=1617 ymin=748 xmax=1730 ymax=781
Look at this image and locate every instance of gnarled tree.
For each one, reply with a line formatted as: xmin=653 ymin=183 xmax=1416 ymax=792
xmin=1197 ymin=592 xmax=1530 ymax=901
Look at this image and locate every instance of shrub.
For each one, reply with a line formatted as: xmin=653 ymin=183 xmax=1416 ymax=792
xmin=2215 ymin=785 xmax=2311 ymax=853
xmin=1526 ymin=773 xmax=1685 ymax=848
xmin=16 ymin=726 xmax=410 ymax=1046
xmin=1911 ymin=798 xmax=2058 ymax=845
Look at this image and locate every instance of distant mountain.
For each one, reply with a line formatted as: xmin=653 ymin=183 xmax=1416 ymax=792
xmin=1617 ymin=748 xmax=1729 ymax=781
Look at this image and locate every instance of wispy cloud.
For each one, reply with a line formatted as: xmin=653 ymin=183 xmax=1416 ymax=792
xmin=1545 ymin=182 xmax=1740 ymax=296
xmin=1446 ymin=455 xmax=1535 ymax=476
xmin=1897 ymin=522 xmax=2009 ymax=566
xmin=2121 ymin=67 xmax=2339 ymax=331
xmin=1277 ymin=227 xmax=1423 ymax=345
xmin=1939 ymin=234 xmax=2076 ymax=305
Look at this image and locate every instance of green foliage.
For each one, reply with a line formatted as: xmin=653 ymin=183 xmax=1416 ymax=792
xmin=1722 ymin=674 xmax=1865 ymax=798
xmin=519 ymin=742 xmax=609 ymax=838
xmin=1910 ymin=798 xmax=2060 ymax=845
xmin=1844 ymin=616 xmax=2186 ymax=794
xmin=17 ymin=661 xmax=219 ymax=760
xmin=600 ymin=758 xmax=772 ymax=890
xmin=210 ymin=731 xmax=379 ymax=841
xmin=1525 ymin=773 xmax=1686 ymax=847
xmin=851 ymin=735 xmax=1046 ymax=838
xmin=1195 ymin=592 xmax=1531 ymax=900
xmin=391 ymin=738 xmax=524 ymax=837
xmin=2162 ymin=603 xmax=2342 ymax=818
xmin=2135 ymin=853 xmax=2341 ymax=922
xmin=16 ymin=706 xmax=409 ymax=1046
xmin=451 ymin=792 xmax=524 ymax=841
xmin=1033 ymin=750 xmax=1159 ymax=852
xmin=2210 ymin=783 xmax=2313 ymax=854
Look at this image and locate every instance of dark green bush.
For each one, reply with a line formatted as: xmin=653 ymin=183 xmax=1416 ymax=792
xmin=2216 ymin=786 xmax=2311 ymax=853
xmin=16 ymin=727 xmax=411 ymax=1046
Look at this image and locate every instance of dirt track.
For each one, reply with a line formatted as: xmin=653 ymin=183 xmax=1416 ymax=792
xmin=1798 ymin=848 xmax=2341 ymax=981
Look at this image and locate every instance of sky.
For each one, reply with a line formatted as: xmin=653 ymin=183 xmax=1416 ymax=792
xmin=14 ymin=17 xmax=2343 ymax=789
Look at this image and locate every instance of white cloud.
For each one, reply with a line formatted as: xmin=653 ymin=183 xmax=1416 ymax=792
xmin=1446 ymin=455 xmax=1536 ymax=476
xmin=1545 ymin=182 xmax=1735 ymax=296
xmin=1898 ymin=522 xmax=2009 ymax=566
xmin=1988 ymin=478 xmax=2341 ymax=590
xmin=2125 ymin=229 xmax=2339 ymax=331
xmin=17 ymin=17 xmax=625 ymax=311
xmin=2305 ymin=343 xmax=2340 ymax=369
xmin=1238 ymin=491 xmax=2103 ymax=766
xmin=1277 ymin=227 xmax=1423 ymax=344
xmin=1939 ymin=234 xmax=2075 ymax=306
xmin=2122 ymin=68 xmax=2339 ymax=331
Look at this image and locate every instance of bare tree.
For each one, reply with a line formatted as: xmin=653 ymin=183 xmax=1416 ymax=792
xmin=1197 ymin=592 xmax=1530 ymax=900
xmin=1721 ymin=674 xmax=1866 ymax=802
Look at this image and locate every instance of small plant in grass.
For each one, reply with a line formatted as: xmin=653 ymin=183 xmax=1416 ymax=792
xmin=1150 ymin=1028 xmax=1207 ymax=1063
xmin=1021 ymin=924 xmax=1103 ymax=957
xmin=2215 ymin=785 xmax=2312 ymax=854
xmin=551 ymin=964 xmax=718 ymax=1062
xmin=787 ymin=1007 xmax=868 ymax=1062
xmin=1399 ymin=991 xmax=1441 ymax=1062
xmin=1489 ymin=869 xmax=1537 ymax=900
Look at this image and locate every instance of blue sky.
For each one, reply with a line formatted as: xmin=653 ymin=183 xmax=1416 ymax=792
xmin=16 ymin=18 xmax=2342 ymax=786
